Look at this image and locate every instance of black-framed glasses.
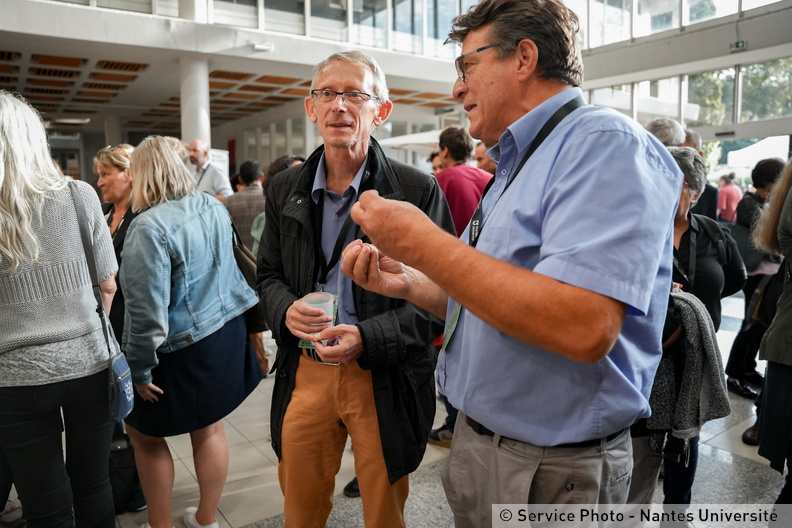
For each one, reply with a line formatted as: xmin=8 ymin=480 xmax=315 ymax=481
xmin=454 ymin=43 xmax=503 ymax=82
xmin=310 ymin=89 xmax=379 ymax=105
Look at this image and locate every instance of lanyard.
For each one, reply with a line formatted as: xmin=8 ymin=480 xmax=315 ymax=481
xmin=468 ymin=96 xmax=585 ymax=248
xmin=195 ymin=165 xmax=208 ymax=188
xmin=442 ymin=95 xmax=585 ymax=352
xmin=312 ymin=193 xmax=356 ymax=291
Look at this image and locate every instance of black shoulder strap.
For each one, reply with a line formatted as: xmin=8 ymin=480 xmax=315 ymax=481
xmin=695 ymin=214 xmax=727 ymax=265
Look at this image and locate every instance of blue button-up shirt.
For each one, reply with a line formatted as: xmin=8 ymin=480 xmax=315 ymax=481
xmin=311 ymin=153 xmax=367 ymax=326
xmin=437 ymin=87 xmax=683 ymax=446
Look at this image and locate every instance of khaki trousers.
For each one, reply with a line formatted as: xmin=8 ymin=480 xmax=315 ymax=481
xmin=278 ymin=353 xmax=408 ymax=528
xmin=442 ymin=412 xmax=633 ymax=528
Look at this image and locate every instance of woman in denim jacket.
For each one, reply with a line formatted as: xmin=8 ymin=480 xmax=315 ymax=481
xmin=120 ymin=136 xmax=261 ymax=528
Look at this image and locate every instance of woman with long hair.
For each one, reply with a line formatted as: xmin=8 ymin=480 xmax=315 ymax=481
xmin=0 ymin=91 xmax=118 ymax=527
xmin=120 ymin=136 xmax=262 ymax=528
xmin=753 ymin=158 xmax=792 ymax=519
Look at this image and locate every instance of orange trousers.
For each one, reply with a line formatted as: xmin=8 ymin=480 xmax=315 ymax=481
xmin=278 ymin=353 xmax=409 ymax=528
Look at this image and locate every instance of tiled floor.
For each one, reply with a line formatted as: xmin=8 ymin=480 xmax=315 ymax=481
xmin=105 ymin=292 xmax=783 ymax=528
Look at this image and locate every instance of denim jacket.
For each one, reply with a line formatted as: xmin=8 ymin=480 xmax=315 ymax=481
xmin=120 ymin=192 xmax=257 ymax=384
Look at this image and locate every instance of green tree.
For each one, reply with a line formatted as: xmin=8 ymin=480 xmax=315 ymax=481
xmin=687 ymin=69 xmax=733 ymax=127
xmin=689 ymin=0 xmax=716 ymax=23
xmin=741 ymin=58 xmax=792 ymax=122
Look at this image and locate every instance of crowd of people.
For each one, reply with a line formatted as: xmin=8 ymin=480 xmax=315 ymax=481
xmin=1 ymin=0 xmax=791 ymax=527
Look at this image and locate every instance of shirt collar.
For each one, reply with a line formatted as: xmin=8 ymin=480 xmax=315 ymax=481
xmin=499 ymin=86 xmax=582 ymax=159
xmin=311 ymin=152 xmax=368 ymax=204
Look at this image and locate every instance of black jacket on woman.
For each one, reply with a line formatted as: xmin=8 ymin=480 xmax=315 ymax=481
xmin=256 ymin=137 xmax=454 ymax=484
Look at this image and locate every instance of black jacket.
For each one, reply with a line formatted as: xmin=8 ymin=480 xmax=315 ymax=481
xmin=101 ymin=203 xmax=138 ymax=339
xmin=256 ymin=137 xmax=454 ymax=484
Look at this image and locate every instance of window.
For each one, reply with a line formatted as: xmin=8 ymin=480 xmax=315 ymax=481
xmin=740 ymin=58 xmax=792 ymax=122
xmin=311 ymin=0 xmax=347 ymax=41
xmin=686 ymin=68 xmax=735 ymax=127
xmin=265 ymin=0 xmax=305 ymax=35
xmin=393 ymin=0 xmax=423 ymax=53
xmin=353 ymin=0 xmax=387 ymax=48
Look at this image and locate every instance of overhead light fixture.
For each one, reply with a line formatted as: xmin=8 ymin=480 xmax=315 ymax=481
xmin=253 ymin=43 xmax=274 ymax=52
xmin=54 ymin=118 xmax=91 ymax=125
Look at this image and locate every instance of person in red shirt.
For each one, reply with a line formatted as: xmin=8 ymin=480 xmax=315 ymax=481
xmin=717 ymin=172 xmax=743 ymax=223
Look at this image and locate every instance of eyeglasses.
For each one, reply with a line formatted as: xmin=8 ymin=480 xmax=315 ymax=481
xmin=455 ymin=43 xmax=504 ymax=82
xmin=310 ymin=89 xmax=379 ymax=105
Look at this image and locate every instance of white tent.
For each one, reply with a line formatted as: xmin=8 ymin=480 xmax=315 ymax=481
xmin=726 ymin=136 xmax=789 ymax=168
xmin=377 ymin=129 xmax=442 ymax=156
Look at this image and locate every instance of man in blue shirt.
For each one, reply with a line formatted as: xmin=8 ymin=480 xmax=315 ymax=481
xmin=334 ymin=0 xmax=682 ymax=525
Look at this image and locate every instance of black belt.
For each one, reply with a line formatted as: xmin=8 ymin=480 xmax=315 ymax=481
xmin=465 ymin=416 xmax=626 ymax=448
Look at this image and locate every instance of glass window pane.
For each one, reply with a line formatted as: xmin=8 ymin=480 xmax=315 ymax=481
xmin=157 ymin=0 xmax=179 ymax=16
xmin=393 ymin=0 xmax=423 ymax=54
xmin=635 ymin=76 xmax=682 ymax=124
xmin=590 ymin=85 xmax=633 ymax=117
xmin=686 ymin=0 xmax=736 ymax=26
xmin=274 ymin=120 xmax=288 ymax=158
xmin=686 ymin=68 xmax=734 ymax=126
xmin=265 ymin=0 xmax=305 ymax=35
xmin=258 ymin=126 xmax=272 ymax=168
xmin=635 ymin=0 xmax=679 ymax=37
xmin=214 ymin=0 xmax=257 ymax=28
xmin=740 ymin=58 xmax=792 ymax=123
xmin=353 ymin=0 xmax=387 ymax=48
xmin=742 ymin=0 xmax=782 ymax=9
xmin=291 ymin=118 xmax=306 ymax=157
xmin=311 ymin=0 xmax=347 ymax=41
xmin=97 ymin=0 xmax=152 ymax=13
xmin=426 ymin=0 xmax=457 ymax=59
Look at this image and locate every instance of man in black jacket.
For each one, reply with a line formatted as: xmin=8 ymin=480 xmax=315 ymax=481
xmin=255 ymin=51 xmax=453 ymax=528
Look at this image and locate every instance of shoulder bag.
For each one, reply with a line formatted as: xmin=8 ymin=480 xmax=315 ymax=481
xmin=231 ymin=221 xmax=268 ymax=334
xmin=69 ymin=181 xmax=134 ymax=422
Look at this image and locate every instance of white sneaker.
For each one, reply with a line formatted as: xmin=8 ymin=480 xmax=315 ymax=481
xmin=183 ymin=507 xmax=219 ymax=528
xmin=1 ymin=500 xmax=24 ymax=528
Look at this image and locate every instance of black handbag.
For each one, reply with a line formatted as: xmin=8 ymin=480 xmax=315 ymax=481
xmin=231 ymin=222 xmax=268 ymax=334
xmin=69 ymin=181 xmax=134 ymax=422
xmin=727 ymin=223 xmax=765 ymax=272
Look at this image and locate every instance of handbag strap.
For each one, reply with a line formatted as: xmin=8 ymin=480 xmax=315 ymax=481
xmin=68 ymin=181 xmax=115 ymax=362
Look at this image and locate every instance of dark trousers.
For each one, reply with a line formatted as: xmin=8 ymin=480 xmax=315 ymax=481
xmin=0 ymin=369 xmax=115 ymax=528
xmin=725 ymin=275 xmax=768 ymax=379
xmin=663 ymin=435 xmax=699 ymax=506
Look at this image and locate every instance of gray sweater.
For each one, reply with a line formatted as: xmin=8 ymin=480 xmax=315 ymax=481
xmin=0 ymin=181 xmax=118 ymax=386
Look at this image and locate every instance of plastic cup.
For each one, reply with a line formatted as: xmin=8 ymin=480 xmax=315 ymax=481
xmin=303 ymin=292 xmax=334 ymax=325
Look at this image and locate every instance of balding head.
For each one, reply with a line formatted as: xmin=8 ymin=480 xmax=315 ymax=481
xmin=189 ymin=139 xmax=209 ymax=168
xmin=645 ymin=118 xmax=685 ymax=147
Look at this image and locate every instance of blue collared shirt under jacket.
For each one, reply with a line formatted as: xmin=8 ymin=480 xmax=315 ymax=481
xmin=120 ymin=192 xmax=258 ymax=385
xmin=436 ymin=87 xmax=683 ymax=446
xmin=310 ymin=153 xmax=367 ymax=326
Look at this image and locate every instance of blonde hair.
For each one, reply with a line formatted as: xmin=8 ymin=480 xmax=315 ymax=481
xmin=130 ymin=135 xmax=195 ymax=213
xmin=93 ymin=143 xmax=134 ymax=174
xmin=163 ymin=136 xmax=190 ymax=165
xmin=753 ymin=158 xmax=792 ymax=255
xmin=0 ymin=91 xmax=67 ymax=272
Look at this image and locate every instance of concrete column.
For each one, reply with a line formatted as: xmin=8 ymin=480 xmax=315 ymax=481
xmin=180 ymin=56 xmax=211 ymax=146
xmin=104 ymin=115 xmax=123 ymax=147
xmin=179 ymin=0 xmax=208 ymax=23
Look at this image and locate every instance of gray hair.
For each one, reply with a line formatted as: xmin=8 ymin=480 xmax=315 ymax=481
xmin=684 ymin=129 xmax=702 ymax=151
xmin=646 ymin=118 xmax=685 ymax=147
xmin=311 ymin=51 xmax=389 ymax=105
xmin=668 ymin=146 xmax=706 ymax=197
